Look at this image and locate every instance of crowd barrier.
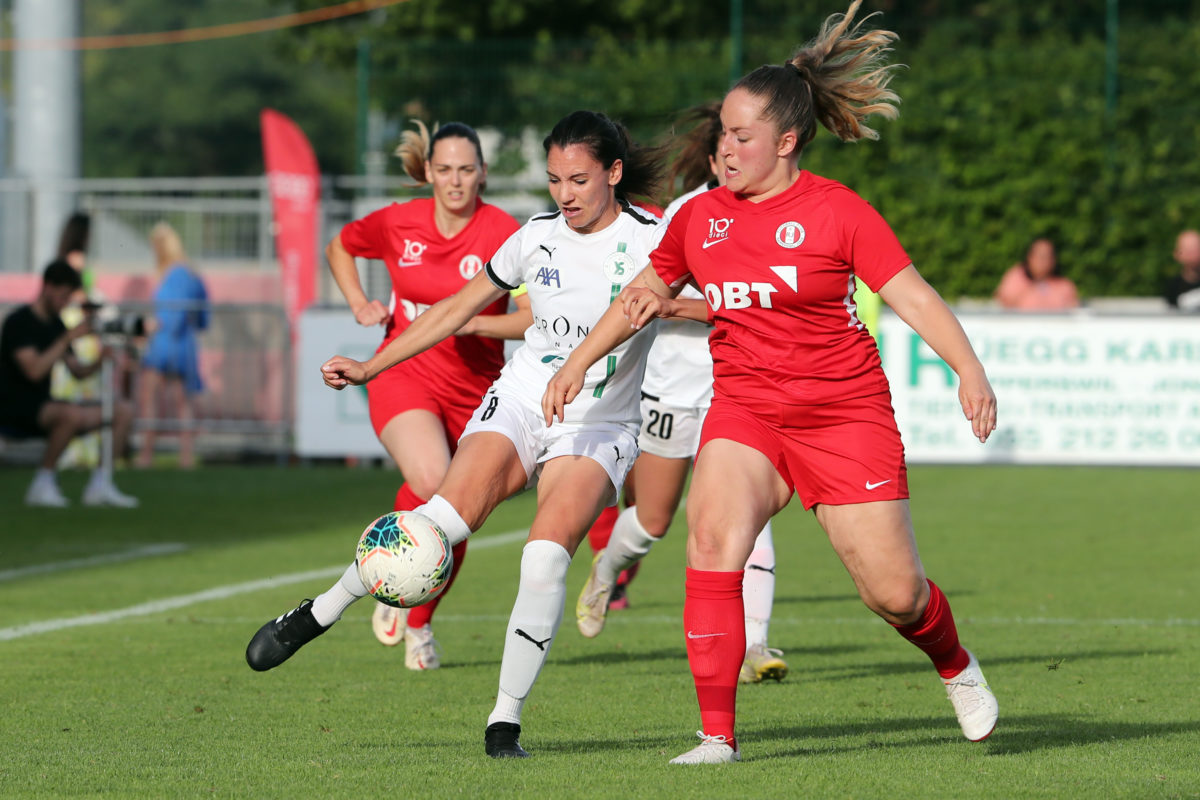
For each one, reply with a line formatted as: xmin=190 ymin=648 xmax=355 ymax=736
xmin=0 ymin=301 xmax=291 ymax=464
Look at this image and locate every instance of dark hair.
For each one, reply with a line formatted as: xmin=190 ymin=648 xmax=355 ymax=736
xmin=42 ymin=259 xmax=83 ymax=290
xmin=1020 ymin=237 xmax=1059 ymax=280
xmin=56 ymin=212 xmax=90 ymax=259
xmin=543 ymin=110 xmax=666 ymax=202
xmin=668 ymin=102 xmax=722 ymax=193
xmin=734 ymin=0 xmax=901 ymax=157
xmin=394 ymin=120 xmax=485 ymax=186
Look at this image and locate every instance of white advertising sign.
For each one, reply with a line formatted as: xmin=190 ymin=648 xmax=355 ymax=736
xmin=879 ymin=312 xmax=1200 ymax=465
xmin=295 ymin=309 xmax=389 ymax=458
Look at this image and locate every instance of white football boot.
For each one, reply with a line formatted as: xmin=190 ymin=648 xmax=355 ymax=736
xmin=82 ymin=473 xmax=139 ymax=508
xmin=943 ymin=650 xmax=998 ymax=741
xmin=739 ymin=644 xmax=789 ymax=684
xmin=371 ymin=602 xmax=406 ymax=646
xmin=404 ymin=623 xmax=440 ymax=670
xmin=575 ymin=551 xmax=616 ymax=638
xmin=26 ymin=477 xmax=69 ymax=508
xmin=669 ymin=731 xmax=742 ymax=764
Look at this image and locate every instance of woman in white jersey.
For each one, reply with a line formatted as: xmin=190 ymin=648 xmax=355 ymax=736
xmin=575 ymin=103 xmax=787 ymax=685
xmin=245 ymin=110 xmax=667 ymax=760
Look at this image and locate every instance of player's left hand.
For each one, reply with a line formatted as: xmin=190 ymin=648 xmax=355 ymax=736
xmin=620 ymin=286 xmax=669 ymax=329
xmin=542 ymin=362 xmax=585 ymax=426
xmin=321 ymin=355 xmax=370 ymax=389
xmin=958 ymin=368 xmax=997 ymax=443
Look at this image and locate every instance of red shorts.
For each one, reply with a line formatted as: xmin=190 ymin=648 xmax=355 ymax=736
xmin=699 ymin=392 xmax=909 ymax=510
xmin=367 ymin=357 xmax=494 ymax=448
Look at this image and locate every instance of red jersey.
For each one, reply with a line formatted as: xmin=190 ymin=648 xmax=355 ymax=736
xmin=651 ymin=171 xmax=911 ymax=406
xmin=339 ymin=197 xmax=520 ymax=387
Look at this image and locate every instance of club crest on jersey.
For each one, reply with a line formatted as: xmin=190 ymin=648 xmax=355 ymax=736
xmin=398 ymin=238 xmax=426 ymax=267
xmin=702 ymin=217 xmax=734 ymax=249
xmin=602 ymin=250 xmax=635 ymax=284
xmin=459 ymin=254 xmax=483 ymax=280
xmin=535 ymin=266 xmax=561 ymax=287
xmin=775 ymin=221 xmax=805 ymax=249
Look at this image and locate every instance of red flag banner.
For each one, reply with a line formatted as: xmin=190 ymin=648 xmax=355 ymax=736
xmin=261 ymin=109 xmax=319 ymax=328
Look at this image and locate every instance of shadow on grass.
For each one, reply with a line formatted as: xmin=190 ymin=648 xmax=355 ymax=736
xmin=747 ymin=712 xmax=1200 ymax=759
xmin=795 ymin=647 xmax=1181 ymax=683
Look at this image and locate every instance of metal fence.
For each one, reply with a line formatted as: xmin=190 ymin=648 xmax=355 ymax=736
xmin=0 ymin=174 xmax=551 ymax=305
xmin=0 ymin=175 xmax=551 ymax=462
xmin=0 ymin=300 xmax=292 ymax=463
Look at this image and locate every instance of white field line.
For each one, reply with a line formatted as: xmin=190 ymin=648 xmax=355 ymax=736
xmin=0 ymin=543 xmax=189 ymax=583
xmin=0 ymin=528 xmax=529 ymax=642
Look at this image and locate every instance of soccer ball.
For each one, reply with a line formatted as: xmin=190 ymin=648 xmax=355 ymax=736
xmin=355 ymin=511 xmax=453 ymax=608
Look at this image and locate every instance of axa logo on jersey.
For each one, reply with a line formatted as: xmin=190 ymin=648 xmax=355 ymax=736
xmin=702 ymin=217 xmax=734 ymax=249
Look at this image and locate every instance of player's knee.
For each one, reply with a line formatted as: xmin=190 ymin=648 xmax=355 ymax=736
xmin=406 ymin=471 xmax=444 ymax=501
xmin=519 ymin=540 xmax=570 ymax=590
xmin=637 ymin=507 xmax=673 ymax=538
xmin=863 ymin=580 xmax=925 ymax=625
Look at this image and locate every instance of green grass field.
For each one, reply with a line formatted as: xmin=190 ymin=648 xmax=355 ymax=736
xmin=1 ymin=464 xmax=1197 ymax=798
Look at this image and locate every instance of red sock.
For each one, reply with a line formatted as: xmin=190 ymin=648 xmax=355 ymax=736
xmin=407 ymin=539 xmax=466 ymax=627
xmin=891 ymin=579 xmax=970 ymax=678
xmin=392 ymin=483 xmax=463 ymax=628
xmin=586 ymin=505 xmax=619 ymax=552
xmin=683 ymin=568 xmax=744 ymax=744
xmin=393 ymin=483 xmax=425 ymax=512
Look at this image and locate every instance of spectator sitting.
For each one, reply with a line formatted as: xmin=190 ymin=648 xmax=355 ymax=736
xmin=0 ymin=260 xmax=138 ymax=508
xmin=994 ymin=237 xmax=1080 ymax=311
xmin=1164 ymin=229 xmax=1200 ymax=311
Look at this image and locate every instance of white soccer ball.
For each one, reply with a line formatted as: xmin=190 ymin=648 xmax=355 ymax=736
xmin=355 ymin=511 xmax=453 ymax=608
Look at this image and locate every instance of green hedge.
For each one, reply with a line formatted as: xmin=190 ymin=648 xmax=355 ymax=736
xmin=792 ymin=20 xmax=1200 ymax=299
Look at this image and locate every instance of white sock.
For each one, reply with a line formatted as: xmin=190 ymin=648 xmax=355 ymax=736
xmin=311 ymin=562 xmax=368 ymax=627
xmin=597 ymin=506 xmax=659 ymax=586
xmin=487 ymin=540 xmax=572 ymax=726
xmin=743 ymin=520 xmax=776 ymax=648
xmin=414 ymin=494 xmax=472 ymax=546
xmin=33 ymin=468 xmax=56 ymax=486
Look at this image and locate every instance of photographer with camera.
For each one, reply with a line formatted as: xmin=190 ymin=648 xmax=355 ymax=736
xmin=0 ymin=260 xmax=138 ymax=508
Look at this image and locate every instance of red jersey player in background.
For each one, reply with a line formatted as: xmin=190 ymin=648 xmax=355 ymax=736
xmin=326 ymin=120 xmax=525 ymax=670
xmin=545 ymin=0 xmax=999 ymax=764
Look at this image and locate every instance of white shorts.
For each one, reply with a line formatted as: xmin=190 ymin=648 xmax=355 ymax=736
xmin=460 ymin=385 xmax=639 ymax=500
xmin=637 ymin=394 xmax=707 ymax=460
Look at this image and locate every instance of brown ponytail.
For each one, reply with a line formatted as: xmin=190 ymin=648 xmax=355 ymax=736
xmin=735 ymin=0 xmax=901 ymax=155
xmin=667 ymin=102 xmax=722 ymax=193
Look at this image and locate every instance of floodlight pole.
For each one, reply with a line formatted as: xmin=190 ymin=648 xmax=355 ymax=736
xmin=1104 ymin=0 xmax=1119 ymax=192
xmin=729 ymin=0 xmax=743 ymax=87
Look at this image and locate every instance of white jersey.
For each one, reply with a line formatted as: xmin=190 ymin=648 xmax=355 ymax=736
xmin=485 ymin=203 xmax=665 ymax=424
xmin=642 ymin=183 xmax=715 ymax=410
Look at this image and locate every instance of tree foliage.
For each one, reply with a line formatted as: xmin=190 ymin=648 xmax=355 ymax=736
xmin=65 ymin=1 xmax=1200 ymax=297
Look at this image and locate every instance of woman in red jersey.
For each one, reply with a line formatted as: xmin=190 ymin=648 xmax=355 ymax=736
xmin=545 ymin=1 xmax=999 ymax=764
xmin=326 ymin=120 xmax=525 ymax=670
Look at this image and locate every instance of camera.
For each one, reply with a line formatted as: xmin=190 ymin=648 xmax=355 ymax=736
xmin=95 ymin=312 xmax=147 ymax=337
xmin=83 ymin=301 xmax=147 ymax=337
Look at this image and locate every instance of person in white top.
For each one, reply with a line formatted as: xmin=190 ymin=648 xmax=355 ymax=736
xmin=574 ymin=103 xmax=788 ymax=685
xmin=244 ymin=110 xmax=667 ymax=760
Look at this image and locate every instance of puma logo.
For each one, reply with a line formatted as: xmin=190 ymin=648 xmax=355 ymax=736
xmin=746 ymin=564 xmax=775 ymax=574
xmin=612 ymin=445 xmax=624 ymax=463
xmin=515 ymin=628 xmax=552 ymax=651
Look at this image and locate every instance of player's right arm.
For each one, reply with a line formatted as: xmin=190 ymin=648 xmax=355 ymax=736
xmin=321 ymin=271 xmax=505 ymax=389
xmin=326 ymin=233 xmax=389 ymax=327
